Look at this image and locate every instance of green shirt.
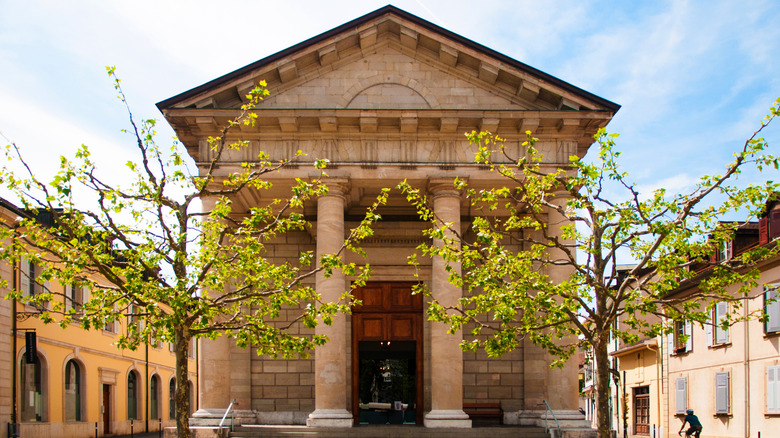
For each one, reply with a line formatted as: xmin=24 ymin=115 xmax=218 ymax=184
xmin=684 ymin=414 xmax=701 ymax=427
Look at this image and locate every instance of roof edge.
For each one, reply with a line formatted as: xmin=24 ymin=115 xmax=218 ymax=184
xmin=156 ymin=5 xmax=620 ymax=113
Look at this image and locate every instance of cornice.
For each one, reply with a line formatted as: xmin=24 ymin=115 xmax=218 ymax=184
xmin=166 ymin=108 xmax=612 ymax=158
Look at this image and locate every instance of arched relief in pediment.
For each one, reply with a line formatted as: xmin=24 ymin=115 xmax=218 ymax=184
xmin=346 ymin=83 xmax=431 ymax=109
xmin=341 ymin=72 xmax=438 ymax=109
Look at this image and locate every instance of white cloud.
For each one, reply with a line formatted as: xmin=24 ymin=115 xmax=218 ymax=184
xmin=0 ymin=0 xmax=778 ymax=212
xmin=634 ymin=174 xmax=701 ymax=201
xmin=0 ymin=85 xmax=138 ymax=198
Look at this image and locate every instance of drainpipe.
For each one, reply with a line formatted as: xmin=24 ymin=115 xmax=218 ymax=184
xmin=623 ymin=370 xmax=627 ymax=438
xmin=656 ymin=343 xmax=663 ymax=437
xmin=612 ymin=357 xmax=619 ymax=435
xmin=145 ymin=340 xmax=149 ymax=433
xmin=11 ymin=260 xmax=18 ymax=431
xmin=745 ymin=303 xmax=750 ymax=438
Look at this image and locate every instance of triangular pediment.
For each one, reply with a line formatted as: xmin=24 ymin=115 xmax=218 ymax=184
xmin=158 ymin=6 xmax=618 ymax=155
xmin=159 ymin=6 xmax=618 ymax=113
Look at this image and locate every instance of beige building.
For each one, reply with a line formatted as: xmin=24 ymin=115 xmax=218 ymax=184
xmin=664 ymin=201 xmax=780 ymax=438
xmin=156 ymin=6 xmax=619 ymax=430
xmin=604 ymin=198 xmax=780 ymax=438
xmin=0 ymin=199 xmax=197 ymax=438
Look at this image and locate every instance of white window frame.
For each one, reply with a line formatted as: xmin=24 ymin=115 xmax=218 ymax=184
xmin=668 ymin=320 xmax=693 ymax=355
xmin=65 ymin=285 xmax=85 ymax=315
xmin=715 ymin=371 xmax=730 ymax=414
xmin=20 ymin=258 xmax=49 ymax=300
xmin=675 ymin=377 xmax=687 ymax=414
xmin=768 ymin=365 xmax=780 ymax=413
xmin=706 ymin=302 xmax=730 ymax=346
xmin=766 ymin=284 xmax=780 ymax=334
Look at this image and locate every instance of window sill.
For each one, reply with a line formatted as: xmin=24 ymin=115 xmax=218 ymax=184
xmin=763 ymin=331 xmax=780 ymax=339
xmin=709 ymin=342 xmax=732 ymax=349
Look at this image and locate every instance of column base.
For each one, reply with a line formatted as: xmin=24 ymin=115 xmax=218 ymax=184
xmin=190 ymin=408 xmax=257 ymax=427
xmin=423 ymin=410 xmax=472 ymax=428
xmin=306 ymin=409 xmax=353 ymax=427
xmin=516 ymin=409 xmax=589 ymax=429
xmin=540 ymin=409 xmax=589 ymax=428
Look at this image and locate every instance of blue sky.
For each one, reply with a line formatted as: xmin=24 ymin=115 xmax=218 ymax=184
xmin=1 ymin=0 xmax=778 ymax=204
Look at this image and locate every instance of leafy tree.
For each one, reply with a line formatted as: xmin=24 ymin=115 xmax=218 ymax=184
xmin=400 ymin=99 xmax=780 ymax=438
xmin=0 ymin=68 xmax=382 ymax=438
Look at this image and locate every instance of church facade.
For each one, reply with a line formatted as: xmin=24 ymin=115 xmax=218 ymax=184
xmin=157 ymin=6 xmax=618 ymax=429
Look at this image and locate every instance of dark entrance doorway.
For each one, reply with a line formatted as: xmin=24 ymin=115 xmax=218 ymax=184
xmin=102 ymin=384 xmax=111 ymax=435
xmin=352 ymin=282 xmax=423 ymax=425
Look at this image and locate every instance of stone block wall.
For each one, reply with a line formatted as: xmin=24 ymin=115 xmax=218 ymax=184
xmin=248 ymin=230 xmax=318 ymax=422
xmin=462 ymin=346 xmax=524 ymax=404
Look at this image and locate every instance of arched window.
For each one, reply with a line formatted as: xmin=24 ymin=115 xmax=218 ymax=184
xmin=150 ymin=375 xmax=160 ymax=420
xmin=20 ymin=352 xmax=46 ymax=422
xmin=127 ymin=371 xmax=139 ymax=420
xmin=169 ymin=378 xmax=176 ymax=420
xmin=64 ymin=359 xmax=83 ymax=421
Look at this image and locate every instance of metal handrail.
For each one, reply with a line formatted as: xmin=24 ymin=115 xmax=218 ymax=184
xmin=218 ymin=398 xmax=237 ymax=432
xmin=542 ymin=400 xmax=562 ymax=436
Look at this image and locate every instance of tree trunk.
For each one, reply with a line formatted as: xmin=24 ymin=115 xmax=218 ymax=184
xmin=174 ymin=325 xmax=192 ymax=438
xmin=594 ymin=337 xmax=613 ymax=438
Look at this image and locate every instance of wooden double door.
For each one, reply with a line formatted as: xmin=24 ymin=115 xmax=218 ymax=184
xmin=352 ymin=282 xmax=423 ymax=425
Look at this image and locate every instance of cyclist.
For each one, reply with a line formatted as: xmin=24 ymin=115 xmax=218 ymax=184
xmin=678 ymin=409 xmax=702 ymax=437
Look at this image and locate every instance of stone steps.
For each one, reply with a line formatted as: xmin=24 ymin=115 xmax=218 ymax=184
xmin=229 ymin=425 xmax=550 ymax=438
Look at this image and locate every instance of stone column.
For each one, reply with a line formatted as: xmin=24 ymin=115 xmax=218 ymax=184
xmin=192 ymin=195 xmax=237 ymax=425
xmin=424 ymin=179 xmax=471 ymax=428
xmin=306 ymin=180 xmax=352 ymax=427
xmin=542 ymin=192 xmax=587 ymax=427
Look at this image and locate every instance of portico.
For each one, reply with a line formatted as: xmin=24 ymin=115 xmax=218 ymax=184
xmin=158 ymin=5 xmax=618 ymax=430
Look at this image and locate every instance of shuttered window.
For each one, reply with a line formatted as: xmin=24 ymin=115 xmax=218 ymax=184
xmin=675 ymin=377 xmax=687 ymax=414
xmin=20 ymin=258 xmax=47 ymax=297
xmin=766 ymin=284 xmax=780 ymax=333
xmin=707 ymin=302 xmax=730 ymax=346
xmin=715 ymin=372 xmax=730 ymax=414
xmin=668 ymin=320 xmax=693 ymax=355
xmin=715 ymin=302 xmax=729 ymax=344
xmin=768 ymin=365 xmax=780 ymax=413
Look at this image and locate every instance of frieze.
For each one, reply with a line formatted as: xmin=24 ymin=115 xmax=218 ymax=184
xmin=224 ymin=137 xmax=573 ymax=167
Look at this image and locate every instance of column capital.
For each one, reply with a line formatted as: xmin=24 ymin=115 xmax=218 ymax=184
xmin=548 ymin=189 xmax=573 ymax=202
xmin=427 ymin=177 xmax=466 ymax=198
xmin=321 ymin=177 xmax=351 ymax=199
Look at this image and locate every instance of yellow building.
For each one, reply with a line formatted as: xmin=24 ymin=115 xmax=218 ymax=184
xmin=0 ymin=199 xmax=197 ymax=438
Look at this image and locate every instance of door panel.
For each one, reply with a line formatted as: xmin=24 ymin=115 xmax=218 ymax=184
xmin=357 ymin=286 xmax=385 ymax=311
xmin=360 ymin=315 xmax=386 ymax=340
xmin=389 ymin=315 xmax=416 ymax=340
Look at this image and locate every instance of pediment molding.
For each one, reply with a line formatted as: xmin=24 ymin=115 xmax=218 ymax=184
xmin=157 ymin=6 xmax=619 ymax=115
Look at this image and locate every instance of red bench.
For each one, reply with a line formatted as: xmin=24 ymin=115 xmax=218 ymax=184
xmin=463 ymin=402 xmax=503 ymax=425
